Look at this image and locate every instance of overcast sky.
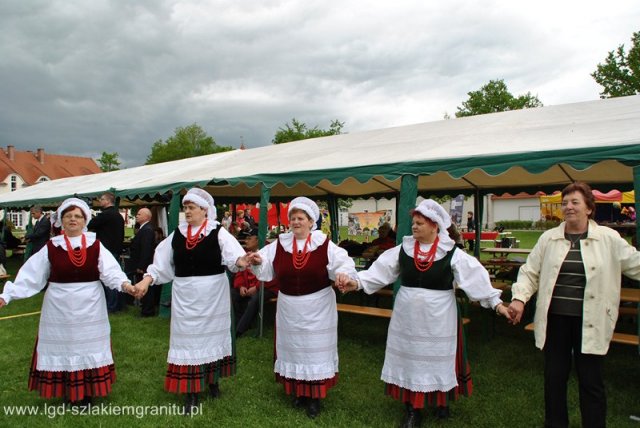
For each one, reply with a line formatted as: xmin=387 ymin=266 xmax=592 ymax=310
xmin=1 ymin=0 xmax=638 ymax=167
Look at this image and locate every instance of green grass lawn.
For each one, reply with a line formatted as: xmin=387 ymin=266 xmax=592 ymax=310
xmin=1 ymin=239 xmax=639 ymax=427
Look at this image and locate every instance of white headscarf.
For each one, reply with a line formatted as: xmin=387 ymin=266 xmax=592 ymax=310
xmin=54 ymin=197 xmax=92 ymax=231
xmin=288 ymin=197 xmax=320 ymax=231
xmin=413 ymin=199 xmax=453 ymax=244
xmin=183 ymin=188 xmax=217 ymax=221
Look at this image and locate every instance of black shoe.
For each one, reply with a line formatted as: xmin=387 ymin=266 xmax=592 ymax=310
xmin=401 ymin=404 xmax=422 ymax=428
xmin=435 ymin=405 xmax=450 ymax=419
xmin=184 ymin=393 xmax=199 ymax=416
xmin=209 ymin=383 xmax=221 ymax=399
xmin=306 ymin=398 xmax=321 ymax=419
xmin=292 ymin=396 xmax=308 ymax=408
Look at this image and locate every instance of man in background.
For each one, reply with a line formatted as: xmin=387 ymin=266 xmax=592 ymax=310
xmin=126 ymin=208 xmax=157 ymax=317
xmin=88 ymin=192 xmax=125 ymax=313
xmin=24 ymin=205 xmax=51 ymax=258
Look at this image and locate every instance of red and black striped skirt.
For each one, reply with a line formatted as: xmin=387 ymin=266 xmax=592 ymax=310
xmin=28 ymin=343 xmax=116 ymax=402
xmin=385 ymin=311 xmax=473 ymax=409
xmin=275 ymin=373 xmax=339 ymax=399
xmin=164 ymin=355 xmax=236 ymax=394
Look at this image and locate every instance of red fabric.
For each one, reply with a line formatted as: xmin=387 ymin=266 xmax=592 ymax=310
xmin=274 ymin=237 xmax=330 ymax=296
xmin=275 ymin=373 xmax=338 ymax=399
xmin=28 ymin=340 xmax=116 ymax=401
xmin=233 ymin=268 xmax=279 ymax=294
xmin=164 ymin=356 xmax=236 ymax=394
xmin=461 ymin=231 xmax=498 ymax=241
xmin=47 ymin=239 xmax=100 ymax=283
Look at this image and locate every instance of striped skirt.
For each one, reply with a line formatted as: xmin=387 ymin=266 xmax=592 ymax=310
xmin=28 ymin=343 xmax=116 ymax=402
xmin=275 ymin=373 xmax=339 ymax=399
xmin=384 ymin=311 xmax=473 ymax=409
xmin=164 ymin=355 xmax=236 ymax=394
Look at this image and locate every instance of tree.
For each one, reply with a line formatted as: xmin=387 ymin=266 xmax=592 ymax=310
xmin=272 ymin=118 xmax=344 ymax=144
xmin=455 ymin=79 xmax=542 ymax=118
xmin=591 ymin=31 xmax=640 ymax=98
xmin=146 ymin=123 xmax=233 ymax=165
xmin=97 ymin=151 xmax=120 ymax=172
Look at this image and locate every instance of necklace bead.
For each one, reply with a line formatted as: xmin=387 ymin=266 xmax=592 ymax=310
xmin=292 ymin=235 xmax=312 ymax=270
xmin=414 ymin=237 xmax=439 ymax=272
xmin=64 ymin=233 xmax=87 ymax=267
xmin=186 ymin=220 xmax=208 ymax=250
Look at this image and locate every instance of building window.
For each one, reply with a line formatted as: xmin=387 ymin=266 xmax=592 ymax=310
xmin=8 ymin=211 xmax=23 ymax=228
xmin=10 ymin=175 xmax=17 ymax=192
xmin=37 ymin=177 xmax=49 ymax=183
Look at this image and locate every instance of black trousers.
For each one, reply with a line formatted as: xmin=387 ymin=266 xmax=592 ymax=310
xmin=231 ymin=287 xmax=277 ymax=336
xmin=544 ymin=314 xmax=606 ymax=428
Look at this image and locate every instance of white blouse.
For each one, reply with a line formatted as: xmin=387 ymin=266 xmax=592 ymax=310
xmin=0 ymin=233 xmax=128 ymax=305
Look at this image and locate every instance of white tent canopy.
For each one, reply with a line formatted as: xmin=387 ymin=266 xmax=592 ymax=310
xmin=1 ymin=95 xmax=639 ymax=208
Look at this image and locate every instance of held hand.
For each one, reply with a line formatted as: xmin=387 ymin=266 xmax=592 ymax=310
xmin=122 ymin=283 xmax=135 ymax=296
xmin=239 ymin=286 xmax=248 ymax=297
xmin=248 ymin=252 xmax=262 ymax=266
xmin=0 ymin=297 xmax=5 ymax=309
xmin=246 ymin=286 xmax=258 ymax=297
xmin=236 ymin=254 xmax=250 ymax=269
xmin=495 ymin=304 xmax=513 ymax=322
xmin=134 ymin=277 xmax=152 ymax=299
xmin=335 ymin=273 xmax=358 ymax=294
xmin=507 ymin=300 xmax=525 ymax=325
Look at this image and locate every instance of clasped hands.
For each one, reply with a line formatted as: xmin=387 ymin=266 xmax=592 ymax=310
xmin=334 ymin=273 xmax=358 ymax=294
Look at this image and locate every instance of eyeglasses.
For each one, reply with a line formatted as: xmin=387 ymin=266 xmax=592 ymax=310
xmin=63 ymin=214 xmax=85 ymax=220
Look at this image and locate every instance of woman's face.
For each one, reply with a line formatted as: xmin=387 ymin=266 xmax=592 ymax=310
xmin=289 ymin=210 xmax=314 ymax=238
xmin=62 ymin=207 xmax=86 ymax=236
xmin=412 ymin=214 xmax=438 ymax=243
xmin=561 ymin=191 xmax=592 ymax=226
xmin=183 ymin=202 xmax=207 ymax=226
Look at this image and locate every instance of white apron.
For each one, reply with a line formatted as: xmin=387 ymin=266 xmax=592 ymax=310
xmin=168 ymin=273 xmax=232 ymax=365
xmin=381 ymin=286 xmax=458 ymax=392
xmin=37 ymin=280 xmax=113 ymax=371
xmin=274 ymin=286 xmax=339 ymax=381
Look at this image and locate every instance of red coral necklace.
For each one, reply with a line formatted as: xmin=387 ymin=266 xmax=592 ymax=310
xmin=414 ymin=236 xmax=439 ymax=272
xmin=292 ymin=234 xmax=312 ymax=270
xmin=186 ymin=220 xmax=208 ymax=250
xmin=64 ymin=233 xmax=87 ymax=267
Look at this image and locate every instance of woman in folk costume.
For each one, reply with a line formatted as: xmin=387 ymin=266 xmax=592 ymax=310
xmin=249 ymin=197 xmax=358 ymax=419
xmin=0 ymin=198 xmax=134 ymax=406
xmin=337 ymin=200 xmax=511 ymax=428
xmin=134 ymin=188 xmax=249 ymax=414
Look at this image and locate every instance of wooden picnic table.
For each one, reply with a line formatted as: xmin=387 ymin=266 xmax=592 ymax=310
xmin=620 ymin=287 xmax=640 ymax=303
xmin=481 ymin=247 xmax=532 ymax=257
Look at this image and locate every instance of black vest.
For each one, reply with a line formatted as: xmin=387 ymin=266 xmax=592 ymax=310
xmin=399 ymin=246 xmax=456 ymax=290
xmin=171 ymin=227 xmax=225 ymax=277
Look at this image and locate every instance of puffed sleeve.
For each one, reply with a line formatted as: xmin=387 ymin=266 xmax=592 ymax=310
xmin=145 ymin=232 xmax=175 ymax=285
xmin=98 ymin=242 xmax=129 ymax=290
xmin=218 ymin=226 xmax=247 ymax=273
xmin=326 ymin=241 xmax=358 ymax=281
xmin=0 ymin=246 xmax=51 ymax=304
xmin=357 ymin=245 xmax=402 ymax=295
xmin=452 ymin=249 xmax=502 ymax=309
xmin=250 ymin=240 xmax=278 ymax=282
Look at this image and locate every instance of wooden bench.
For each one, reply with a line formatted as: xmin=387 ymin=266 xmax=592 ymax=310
xmin=524 ymin=323 xmax=639 ymax=346
xmin=336 ymin=303 xmax=471 ymax=326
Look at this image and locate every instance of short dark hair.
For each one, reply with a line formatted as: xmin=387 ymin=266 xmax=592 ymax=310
xmin=101 ymin=192 xmax=115 ymax=204
xmin=561 ymin=181 xmax=596 ymax=219
xmin=61 ymin=205 xmax=87 ymax=220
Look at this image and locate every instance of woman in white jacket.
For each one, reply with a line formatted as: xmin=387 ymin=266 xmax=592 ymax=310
xmin=508 ymin=181 xmax=640 ymax=428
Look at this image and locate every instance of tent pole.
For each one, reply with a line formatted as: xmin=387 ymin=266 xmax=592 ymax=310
xmin=257 ymin=185 xmax=271 ymax=338
xmin=474 ymin=189 xmax=484 ymax=258
xmin=159 ymin=190 xmax=181 ymax=319
xmin=394 ymin=175 xmax=418 ymax=296
xmin=328 ymin=195 xmax=340 ymax=243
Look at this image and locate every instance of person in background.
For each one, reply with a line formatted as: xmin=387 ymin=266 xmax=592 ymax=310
xmin=248 ymin=197 xmax=358 ymax=419
xmin=221 ymin=211 xmax=232 ymax=230
xmin=337 ymin=199 xmax=510 ymax=428
xmin=231 ymin=227 xmax=279 ymax=338
xmin=88 ymin=192 xmax=125 ymax=313
xmin=126 ymin=208 xmax=156 ymax=317
xmin=508 ymin=181 xmax=640 ymax=428
xmin=24 ymin=205 xmax=51 ymax=258
xmin=133 ymin=188 xmax=250 ymax=415
xmin=0 ymin=198 xmax=134 ymax=406
xmin=466 ymin=211 xmax=475 ymax=252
